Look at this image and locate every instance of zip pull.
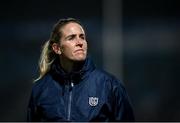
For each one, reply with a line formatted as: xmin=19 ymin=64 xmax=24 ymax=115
xmin=71 ymin=82 xmax=74 ymax=87
xmin=69 ymin=82 xmax=74 ymax=92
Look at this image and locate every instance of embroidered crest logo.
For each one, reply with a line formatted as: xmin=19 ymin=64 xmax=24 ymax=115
xmin=89 ymin=97 xmax=98 ymax=106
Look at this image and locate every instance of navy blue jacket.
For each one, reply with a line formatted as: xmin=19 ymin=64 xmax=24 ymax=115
xmin=27 ymin=58 xmax=134 ymax=121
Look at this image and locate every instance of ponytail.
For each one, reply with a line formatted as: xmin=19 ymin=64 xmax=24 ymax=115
xmin=34 ymin=40 xmax=56 ymax=81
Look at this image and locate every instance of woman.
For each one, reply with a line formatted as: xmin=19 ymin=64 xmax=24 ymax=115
xmin=27 ymin=18 xmax=134 ymax=121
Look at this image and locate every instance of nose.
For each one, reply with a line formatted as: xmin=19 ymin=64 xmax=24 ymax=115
xmin=76 ymin=38 xmax=83 ymax=47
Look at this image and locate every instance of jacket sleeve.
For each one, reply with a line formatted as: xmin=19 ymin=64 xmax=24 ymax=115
xmin=27 ymin=91 xmax=36 ymax=121
xmin=27 ymin=89 xmax=41 ymax=121
xmin=112 ymin=81 xmax=135 ymax=121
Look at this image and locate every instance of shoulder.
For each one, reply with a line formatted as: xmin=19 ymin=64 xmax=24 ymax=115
xmin=31 ymin=74 xmax=53 ymax=97
xmin=92 ymin=68 xmax=125 ymax=90
xmin=91 ymin=68 xmax=130 ymax=101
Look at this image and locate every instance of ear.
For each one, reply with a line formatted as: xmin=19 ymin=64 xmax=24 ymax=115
xmin=52 ymin=43 xmax=61 ymax=55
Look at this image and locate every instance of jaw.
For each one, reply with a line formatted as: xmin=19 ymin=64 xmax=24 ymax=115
xmin=73 ymin=53 xmax=87 ymax=61
xmin=71 ymin=50 xmax=87 ymax=61
xmin=60 ymin=52 xmax=87 ymax=63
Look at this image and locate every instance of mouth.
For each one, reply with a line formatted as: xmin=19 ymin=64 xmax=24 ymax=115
xmin=74 ymin=49 xmax=84 ymax=53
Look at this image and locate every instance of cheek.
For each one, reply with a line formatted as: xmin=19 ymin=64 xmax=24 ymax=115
xmin=61 ymin=44 xmax=74 ymax=54
xmin=84 ymin=42 xmax=88 ymax=49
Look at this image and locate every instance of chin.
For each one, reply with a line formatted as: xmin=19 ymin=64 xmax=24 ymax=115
xmin=75 ymin=57 xmax=86 ymax=61
xmin=73 ymin=55 xmax=86 ymax=61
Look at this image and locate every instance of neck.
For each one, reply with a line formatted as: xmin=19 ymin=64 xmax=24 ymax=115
xmin=59 ymin=57 xmax=84 ymax=73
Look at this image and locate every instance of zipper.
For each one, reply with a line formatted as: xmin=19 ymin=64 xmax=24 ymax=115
xmin=67 ymin=82 xmax=74 ymax=121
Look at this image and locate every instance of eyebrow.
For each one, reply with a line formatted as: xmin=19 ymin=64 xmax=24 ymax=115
xmin=65 ymin=34 xmax=76 ymax=39
xmin=79 ymin=33 xmax=85 ymax=37
xmin=65 ymin=33 xmax=85 ymax=39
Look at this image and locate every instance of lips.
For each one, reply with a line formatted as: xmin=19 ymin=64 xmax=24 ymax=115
xmin=74 ymin=49 xmax=84 ymax=53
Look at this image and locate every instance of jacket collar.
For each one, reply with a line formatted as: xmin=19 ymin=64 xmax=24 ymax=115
xmin=50 ymin=56 xmax=95 ymax=84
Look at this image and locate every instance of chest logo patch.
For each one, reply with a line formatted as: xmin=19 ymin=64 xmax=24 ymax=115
xmin=89 ymin=97 xmax=98 ymax=106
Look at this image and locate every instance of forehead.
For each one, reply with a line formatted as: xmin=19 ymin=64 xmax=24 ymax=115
xmin=60 ymin=22 xmax=85 ymax=35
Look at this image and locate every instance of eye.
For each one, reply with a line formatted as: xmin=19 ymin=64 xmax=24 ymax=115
xmin=67 ymin=35 xmax=76 ymax=40
xmin=80 ymin=34 xmax=85 ymax=40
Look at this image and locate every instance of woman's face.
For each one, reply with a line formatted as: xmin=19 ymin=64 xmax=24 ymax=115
xmin=58 ymin=22 xmax=87 ymax=62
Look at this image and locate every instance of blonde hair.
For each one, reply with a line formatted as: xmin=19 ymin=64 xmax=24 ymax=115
xmin=35 ymin=18 xmax=83 ymax=81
